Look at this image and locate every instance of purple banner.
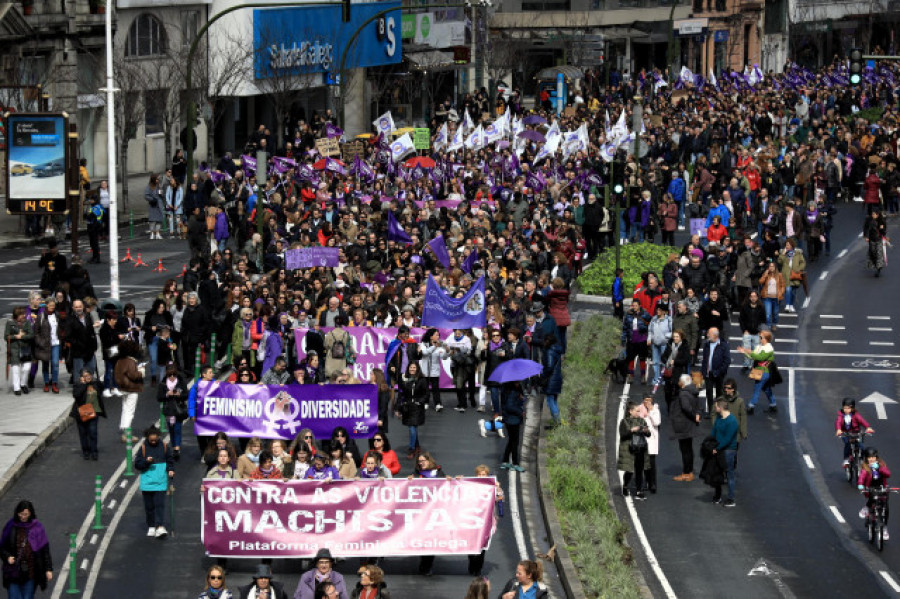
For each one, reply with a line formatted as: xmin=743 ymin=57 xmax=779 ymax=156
xmin=285 ymin=247 xmax=340 ymax=270
xmin=421 ymin=275 xmax=486 ymax=329
xmin=194 ymin=382 xmax=378 ymax=439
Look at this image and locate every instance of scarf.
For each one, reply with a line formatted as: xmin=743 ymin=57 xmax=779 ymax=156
xmin=419 ymin=468 xmax=440 ymax=478
xmin=205 ymin=587 xmax=223 ymax=599
xmin=242 ymin=320 xmax=251 ymax=348
xmin=806 ymin=209 xmax=818 ymax=223
xmin=490 ymin=339 xmax=503 ymax=351
xmin=359 ymin=467 xmax=380 ymax=479
xmin=245 ymin=452 xmax=260 ymax=464
xmin=0 ymin=518 xmax=49 ymax=552
xmin=258 ymin=465 xmax=273 ymax=476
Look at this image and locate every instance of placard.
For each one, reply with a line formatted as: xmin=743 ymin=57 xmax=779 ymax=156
xmin=315 ymin=137 xmax=340 ymax=157
xmin=413 ymin=128 xmax=431 ymax=150
xmin=342 ymin=140 xmax=365 ymax=161
xmin=689 ymin=217 xmax=707 ymax=238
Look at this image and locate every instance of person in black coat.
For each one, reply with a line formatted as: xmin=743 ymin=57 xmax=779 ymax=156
xmin=661 ymin=330 xmax=692 ymax=410
xmin=328 ymin=426 xmax=362 ymax=467
xmin=180 ymin=292 xmax=210 ymax=377
xmin=395 ymin=362 xmax=428 ymax=459
xmin=238 ymin=564 xmax=288 ymax=599
xmin=64 ymin=299 xmax=99 ymax=379
xmin=700 ymin=327 xmax=731 ymax=416
xmin=157 ymin=364 xmax=188 ymax=459
xmin=71 ymin=369 xmax=107 ymax=460
xmin=0 ymin=500 xmax=53 ymax=594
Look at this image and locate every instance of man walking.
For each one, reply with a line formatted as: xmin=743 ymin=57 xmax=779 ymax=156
xmin=712 ymin=400 xmax=738 ymax=507
xmin=700 ymin=327 xmax=730 ymax=417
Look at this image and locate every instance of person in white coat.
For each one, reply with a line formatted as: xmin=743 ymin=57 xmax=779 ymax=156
xmin=418 ymin=328 xmax=447 ymax=411
xmin=638 ymin=393 xmax=662 ymax=494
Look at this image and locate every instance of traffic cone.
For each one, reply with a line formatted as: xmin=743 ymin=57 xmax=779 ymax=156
xmin=133 ymin=253 xmax=149 ymax=267
xmin=120 ymin=248 xmax=134 ymax=262
xmin=153 ymin=258 xmax=167 ymax=272
xmin=175 ymin=264 xmax=187 ymax=278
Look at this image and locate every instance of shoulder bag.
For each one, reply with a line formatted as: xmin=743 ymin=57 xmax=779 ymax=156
xmin=78 ymin=403 xmax=97 ymax=422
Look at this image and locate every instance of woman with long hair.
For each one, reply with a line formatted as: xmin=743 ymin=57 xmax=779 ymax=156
xmin=371 ymin=368 xmax=393 ymax=433
xmin=395 ymin=362 xmax=428 ymax=460
xmin=0 ymin=500 xmax=53 ymax=598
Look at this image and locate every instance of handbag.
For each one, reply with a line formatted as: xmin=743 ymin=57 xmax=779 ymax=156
xmin=748 ymin=368 xmax=764 ymax=381
xmin=78 ymin=402 xmax=97 ymax=422
xmin=629 ymin=431 xmax=648 ymax=453
xmin=789 ymin=271 xmax=803 ymax=281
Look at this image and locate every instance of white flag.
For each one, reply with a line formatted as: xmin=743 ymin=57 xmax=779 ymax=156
xmin=534 ymin=131 xmax=560 ymax=164
xmin=483 ymin=122 xmax=504 ymax=145
xmin=679 ymin=66 xmax=694 ymax=85
xmin=390 ymin=133 xmax=415 ymax=162
xmin=373 ymin=111 xmax=395 ymax=135
xmin=495 ymin=110 xmax=511 ymax=135
xmin=447 ymin=125 xmax=464 ymax=151
xmin=462 ymin=109 xmax=474 ymax=133
xmin=609 ymin=109 xmax=627 ymax=140
xmin=464 ymin=125 xmax=484 ymax=150
xmin=709 ymin=68 xmax=718 ymax=89
xmin=545 ymin=120 xmax=560 ymax=139
xmin=434 ymin=123 xmax=449 ymax=151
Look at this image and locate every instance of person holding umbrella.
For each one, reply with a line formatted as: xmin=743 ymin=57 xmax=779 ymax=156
xmin=500 ymin=382 xmax=526 ymax=472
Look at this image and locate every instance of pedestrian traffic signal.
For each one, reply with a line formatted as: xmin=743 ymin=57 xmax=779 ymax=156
xmin=849 ymin=48 xmax=863 ymax=86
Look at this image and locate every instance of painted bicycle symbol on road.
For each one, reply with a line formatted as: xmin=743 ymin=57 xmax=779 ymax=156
xmin=851 ymin=358 xmax=900 ymax=369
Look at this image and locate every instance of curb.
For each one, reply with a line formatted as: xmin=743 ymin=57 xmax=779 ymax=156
xmin=572 ymin=292 xmax=611 ymax=305
xmin=536 ymin=407 xmax=587 ymax=599
xmin=0 ymin=216 xmax=150 ymax=250
xmin=0 ymin=408 xmax=72 ymax=500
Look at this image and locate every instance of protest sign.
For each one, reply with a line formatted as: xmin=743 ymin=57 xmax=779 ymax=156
xmin=193 ymin=382 xmax=378 ymax=439
xmin=690 ymin=218 xmax=707 ymax=238
xmin=293 ymin=326 xmax=464 ymax=388
xmin=285 ymin=247 xmax=340 ymax=270
xmin=315 ymin=137 xmax=341 ymax=157
xmin=413 ymin=128 xmax=431 ymax=150
xmin=342 ymin=140 xmax=365 ymax=161
xmin=201 ymin=478 xmax=497 ymax=558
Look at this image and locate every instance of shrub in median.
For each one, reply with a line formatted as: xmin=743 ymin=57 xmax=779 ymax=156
xmin=545 ymin=315 xmax=642 ymax=599
xmin=576 ymin=242 xmax=679 ymax=297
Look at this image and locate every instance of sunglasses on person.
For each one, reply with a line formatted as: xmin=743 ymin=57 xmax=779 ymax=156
xmin=374 ymin=438 xmax=384 ymax=442
xmin=209 ymin=575 xmax=223 ymax=580
xmin=304 ymin=435 xmax=313 ymax=439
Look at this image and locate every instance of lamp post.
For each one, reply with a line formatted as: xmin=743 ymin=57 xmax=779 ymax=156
xmin=102 ymin=0 xmax=119 ymax=299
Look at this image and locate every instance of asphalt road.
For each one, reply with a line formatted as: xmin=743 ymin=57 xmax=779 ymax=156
xmin=613 ymin=202 xmax=900 ymax=598
xmin=0 ymin=234 xmax=563 ymax=598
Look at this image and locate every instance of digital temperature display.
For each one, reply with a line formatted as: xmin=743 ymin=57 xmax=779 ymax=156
xmin=7 ymin=198 xmax=67 ymax=214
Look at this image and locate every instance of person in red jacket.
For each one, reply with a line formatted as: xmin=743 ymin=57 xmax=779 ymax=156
xmin=361 ymin=433 xmax=400 ymax=475
xmin=864 ymin=165 xmax=883 ymax=215
xmin=835 ymin=397 xmax=874 ymax=467
xmin=858 ymin=447 xmax=892 ymax=539
xmin=546 ymin=277 xmax=571 ymax=353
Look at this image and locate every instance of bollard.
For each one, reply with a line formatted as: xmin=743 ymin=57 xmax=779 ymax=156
xmin=124 ymin=427 xmax=134 ymax=477
xmin=65 ymin=533 xmax=78 ymax=594
xmin=210 ymin=333 xmax=217 ymax=369
xmin=159 ymin=402 xmax=168 ymax=435
xmin=92 ymin=475 xmax=104 ymax=530
xmin=194 ymin=346 xmax=202 ymax=381
xmin=129 ymin=210 xmax=134 ymax=239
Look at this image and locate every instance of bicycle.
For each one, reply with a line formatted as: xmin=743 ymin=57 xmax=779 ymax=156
xmin=840 ymin=432 xmax=868 ymax=485
xmin=861 ymin=487 xmax=898 ymax=552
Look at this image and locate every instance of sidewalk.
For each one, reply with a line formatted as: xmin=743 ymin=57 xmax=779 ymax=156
xmin=0 ymin=173 xmax=153 ymax=249
xmin=0 ymin=388 xmax=73 ymax=498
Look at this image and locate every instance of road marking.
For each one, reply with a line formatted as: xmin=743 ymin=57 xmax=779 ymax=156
xmin=829 ymin=506 xmax=846 ymax=524
xmin=870 ymin=342 xmax=896 ymax=347
xmin=120 ymin=480 xmax=128 ymax=489
xmin=802 ymin=297 xmax=811 ymax=309
xmin=107 ymin=499 xmax=117 ymax=510
xmin=788 ymin=368 xmax=796 ymax=424
xmin=507 ymin=469 xmax=528 ymax=560
xmin=81 ymin=478 xmax=141 ymax=597
xmin=838 ymin=249 xmax=848 ymax=258
xmin=869 ymin=327 xmax=893 ymax=332
xmin=821 ymin=326 xmax=846 ymax=330
xmin=881 ymin=571 xmax=900 ymax=593
xmin=777 ymin=339 xmax=799 ymax=344
xmin=80 ymin=558 xmax=89 ymax=570
xmin=859 ymin=392 xmax=897 ymax=420
xmin=823 ymin=340 xmax=848 ymax=345
xmin=819 ymin=271 xmax=829 ymax=281
xmin=819 ymin=315 xmax=843 ymax=319
xmin=732 ymin=350 xmax=900 ymax=359
xmin=616 ymin=381 xmax=678 ymax=598
xmin=803 ymin=454 xmax=815 ymax=470
xmin=89 ymin=534 xmax=98 ymax=545
xmin=868 ymin=316 xmax=891 ymax=320
xmin=773 ymin=324 xmax=798 ymax=329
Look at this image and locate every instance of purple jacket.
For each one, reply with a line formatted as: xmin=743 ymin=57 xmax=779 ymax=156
xmin=294 ymin=569 xmax=348 ymax=599
xmin=261 ymin=330 xmax=283 ymax=374
xmin=214 ymin=212 xmax=229 ymax=242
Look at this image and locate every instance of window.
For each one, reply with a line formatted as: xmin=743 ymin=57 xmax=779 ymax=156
xmin=125 ymin=14 xmax=167 ymax=57
xmin=182 ymin=10 xmax=199 ymax=47
xmin=144 ymin=89 xmax=164 ymax=134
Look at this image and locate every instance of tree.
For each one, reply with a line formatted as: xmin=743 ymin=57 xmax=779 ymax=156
xmin=112 ymin=58 xmax=146 ymax=211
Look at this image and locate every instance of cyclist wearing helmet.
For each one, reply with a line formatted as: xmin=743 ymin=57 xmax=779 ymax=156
xmin=835 ymin=398 xmax=874 ymax=467
xmin=858 ymin=448 xmax=892 ymax=540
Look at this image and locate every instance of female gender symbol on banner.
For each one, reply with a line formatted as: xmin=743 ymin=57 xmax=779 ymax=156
xmin=263 ymin=391 xmax=301 ymax=436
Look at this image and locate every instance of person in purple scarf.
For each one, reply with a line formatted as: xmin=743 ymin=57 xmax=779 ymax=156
xmin=1 ymin=500 xmax=53 ymax=598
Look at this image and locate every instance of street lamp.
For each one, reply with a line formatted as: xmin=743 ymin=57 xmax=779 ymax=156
xmin=613 ymin=182 xmax=623 ymax=270
xmin=103 ymin=0 xmax=119 ymax=299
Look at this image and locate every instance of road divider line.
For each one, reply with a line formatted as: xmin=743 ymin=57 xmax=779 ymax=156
xmin=822 ymin=340 xmax=848 ymax=345
xmin=615 ymin=380 xmax=677 ymax=599
xmin=89 ymin=534 xmax=98 ymax=545
xmin=870 ymin=342 xmax=896 ymax=346
xmin=802 ymin=297 xmax=811 ymax=309
xmin=829 ymin=506 xmax=846 ymax=524
xmin=82 ymin=478 xmax=141 ymax=597
xmin=819 ymin=315 xmax=843 ymax=319
xmin=788 ymin=368 xmax=796 ymax=424
xmin=869 ymin=327 xmax=893 ymax=332
xmin=803 ymin=454 xmax=815 ymax=470
xmin=881 ymin=571 xmax=900 ymax=593
xmin=821 ymin=326 xmax=846 ymax=330
xmin=80 ymin=558 xmax=89 ymax=570
xmin=507 ymin=469 xmax=528 ymax=561
xmin=773 ymin=324 xmax=798 ymax=329
xmin=838 ymin=249 xmax=848 ymax=258
xmin=868 ymin=316 xmax=891 ymax=320
xmin=819 ymin=271 xmax=829 ymax=281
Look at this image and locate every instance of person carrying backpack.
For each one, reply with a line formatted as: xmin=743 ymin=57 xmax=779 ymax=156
xmin=323 ymin=315 xmax=355 ymax=379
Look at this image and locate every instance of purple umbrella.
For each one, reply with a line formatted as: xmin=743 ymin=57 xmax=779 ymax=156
xmin=488 ymin=359 xmax=544 ymax=384
xmin=522 ymin=115 xmax=547 ymax=126
xmin=496 ymin=140 xmax=511 ymax=149
xmin=518 ymin=130 xmax=546 ymax=143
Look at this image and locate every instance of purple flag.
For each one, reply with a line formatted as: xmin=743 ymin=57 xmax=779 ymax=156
xmin=386 ymin=211 xmax=412 ymax=244
xmin=427 ymin=235 xmax=452 ymax=269
xmin=193 ymin=381 xmax=378 ymax=439
xmin=209 ymin=170 xmax=231 ymax=184
xmin=240 ymin=155 xmax=257 ymax=175
xmin=461 ymin=250 xmax=478 ymax=274
xmin=420 ymin=275 xmax=486 ymax=329
xmin=324 ymin=123 xmax=344 ymax=139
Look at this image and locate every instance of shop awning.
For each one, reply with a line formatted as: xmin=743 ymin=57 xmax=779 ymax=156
xmin=405 ymin=50 xmax=460 ymax=72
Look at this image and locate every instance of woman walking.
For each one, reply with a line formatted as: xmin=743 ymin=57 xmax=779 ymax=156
xmin=500 ymin=382 xmax=525 ymax=472
xmin=71 ymin=368 xmax=106 ymax=460
xmin=5 ymin=307 xmax=34 ymax=396
xmin=0 ymin=500 xmax=53 ymax=599
xmin=395 ymin=362 xmax=428 ymax=460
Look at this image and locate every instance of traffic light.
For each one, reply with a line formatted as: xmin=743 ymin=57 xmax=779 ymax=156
xmin=849 ymin=48 xmax=863 ymax=86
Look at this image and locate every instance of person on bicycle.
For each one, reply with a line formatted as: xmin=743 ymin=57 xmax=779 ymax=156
xmin=858 ymin=447 xmax=892 ymax=539
xmin=835 ymin=398 xmax=874 ymax=467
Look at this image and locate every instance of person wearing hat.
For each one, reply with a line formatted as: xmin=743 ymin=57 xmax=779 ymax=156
xmin=240 ymin=564 xmax=288 ymax=599
xmin=295 ymin=548 xmax=348 ymax=599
